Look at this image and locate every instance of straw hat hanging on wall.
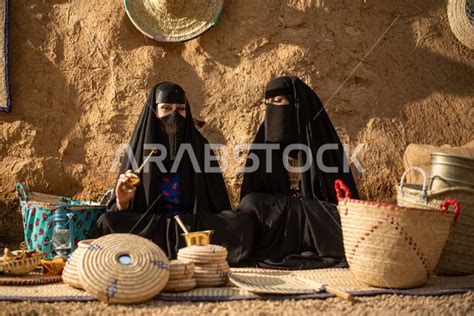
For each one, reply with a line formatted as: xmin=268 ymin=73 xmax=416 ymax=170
xmin=447 ymin=0 xmax=474 ymax=49
xmin=124 ymin=0 xmax=224 ymax=42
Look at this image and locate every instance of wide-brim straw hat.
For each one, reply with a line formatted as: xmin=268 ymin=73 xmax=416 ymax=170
xmin=447 ymin=0 xmax=474 ymax=49
xmin=124 ymin=0 xmax=224 ymax=42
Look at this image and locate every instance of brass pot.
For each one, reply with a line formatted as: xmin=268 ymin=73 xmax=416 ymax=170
xmin=430 ymin=152 xmax=474 ymax=190
xmin=182 ymin=230 xmax=213 ymax=246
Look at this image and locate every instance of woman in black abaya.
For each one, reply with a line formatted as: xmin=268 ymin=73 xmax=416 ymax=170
xmin=98 ymin=82 xmax=254 ymax=265
xmin=238 ymin=76 xmax=359 ymax=269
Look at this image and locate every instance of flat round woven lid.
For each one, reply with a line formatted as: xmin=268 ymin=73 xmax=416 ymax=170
xmin=448 ymin=0 xmax=474 ymax=49
xmin=177 ymin=244 xmax=228 ymax=263
xmin=169 ymin=259 xmax=194 ymax=271
xmin=125 ymin=0 xmax=224 ymax=42
xmin=78 ymin=233 xmax=170 ymax=304
xmin=178 ymin=244 xmax=227 ymax=257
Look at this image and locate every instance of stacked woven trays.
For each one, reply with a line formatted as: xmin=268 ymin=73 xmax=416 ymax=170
xmin=177 ymin=244 xmax=229 ymax=287
xmin=163 ymin=260 xmax=196 ymax=292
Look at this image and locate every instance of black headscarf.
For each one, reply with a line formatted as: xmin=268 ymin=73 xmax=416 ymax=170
xmin=240 ymin=76 xmax=359 ymax=203
xmin=107 ymin=82 xmax=231 ymax=214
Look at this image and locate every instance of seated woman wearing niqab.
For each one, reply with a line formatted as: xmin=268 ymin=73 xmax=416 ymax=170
xmin=98 ymin=82 xmax=254 ymax=265
xmin=238 ymin=76 xmax=359 ymax=269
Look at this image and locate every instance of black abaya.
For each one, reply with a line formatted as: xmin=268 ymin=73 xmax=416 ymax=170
xmin=238 ymin=76 xmax=359 ymax=269
xmin=97 ymin=83 xmax=254 ymax=265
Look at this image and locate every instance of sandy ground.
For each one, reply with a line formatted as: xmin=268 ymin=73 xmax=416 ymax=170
xmin=0 ymin=292 xmax=473 ymax=315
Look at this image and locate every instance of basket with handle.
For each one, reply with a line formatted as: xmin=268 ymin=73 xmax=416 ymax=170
xmin=396 ymin=167 xmax=474 ymax=275
xmin=335 ymin=179 xmax=459 ymax=289
xmin=16 ymin=183 xmax=113 ymax=259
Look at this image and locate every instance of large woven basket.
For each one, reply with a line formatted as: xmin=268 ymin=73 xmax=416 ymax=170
xmin=335 ymin=180 xmax=459 ymax=289
xmin=397 ymin=167 xmax=474 ymax=275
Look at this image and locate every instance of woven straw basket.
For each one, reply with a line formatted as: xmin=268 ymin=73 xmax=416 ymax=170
xmin=0 ymin=255 xmax=42 ymax=275
xmin=335 ymin=180 xmax=459 ymax=289
xmin=62 ymin=239 xmax=95 ymax=289
xmin=397 ymin=167 xmax=474 ymax=275
xmin=78 ymin=234 xmax=170 ymax=304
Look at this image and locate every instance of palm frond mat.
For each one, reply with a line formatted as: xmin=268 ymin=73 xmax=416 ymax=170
xmin=0 ymin=268 xmax=473 ymax=302
xmin=0 ymin=0 xmax=9 ymax=112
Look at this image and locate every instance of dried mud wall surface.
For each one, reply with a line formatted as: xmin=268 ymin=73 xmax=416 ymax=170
xmin=1 ymin=0 xmax=472 ymax=239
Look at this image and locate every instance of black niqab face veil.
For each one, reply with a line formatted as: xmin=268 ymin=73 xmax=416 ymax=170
xmin=155 ymin=83 xmax=187 ymax=161
xmin=107 ymin=82 xmax=231 ymax=215
xmin=241 ymin=76 xmax=359 ymax=203
xmin=264 ymin=77 xmax=297 ymax=144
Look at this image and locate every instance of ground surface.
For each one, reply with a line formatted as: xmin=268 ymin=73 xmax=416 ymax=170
xmin=0 ymin=292 xmax=473 ymax=315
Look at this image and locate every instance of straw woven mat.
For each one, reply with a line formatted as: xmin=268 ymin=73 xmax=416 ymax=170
xmin=0 ymin=268 xmax=473 ymax=302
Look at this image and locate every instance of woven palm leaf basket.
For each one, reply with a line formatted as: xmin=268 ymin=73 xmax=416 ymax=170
xmin=396 ymin=167 xmax=474 ymax=275
xmin=335 ymin=180 xmax=459 ymax=289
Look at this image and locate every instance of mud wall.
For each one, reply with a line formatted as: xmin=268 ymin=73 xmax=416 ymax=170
xmin=1 ymin=0 xmax=472 ymax=240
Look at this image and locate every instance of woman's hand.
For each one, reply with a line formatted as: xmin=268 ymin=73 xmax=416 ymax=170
xmin=115 ymin=170 xmax=136 ymax=211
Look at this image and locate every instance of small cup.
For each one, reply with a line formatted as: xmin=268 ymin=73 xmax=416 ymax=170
xmin=123 ymin=173 xmax=141 ymax=192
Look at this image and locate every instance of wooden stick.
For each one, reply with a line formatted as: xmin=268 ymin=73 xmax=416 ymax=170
xmin=174 ymin=215 xmax=190 ymax=234
xmin=296 ymin=277 xmax=354 ymax=302
xmin=325 ymin=285 xmax=354 ymax=302
xmin=134 ymin=149 xmax=157 ymax=174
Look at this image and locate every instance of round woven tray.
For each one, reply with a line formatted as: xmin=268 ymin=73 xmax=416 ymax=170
xmin=0 ymin=273 xmax=62 ymax=285
xmin=78 ymin=234 xmax=170 ymax=304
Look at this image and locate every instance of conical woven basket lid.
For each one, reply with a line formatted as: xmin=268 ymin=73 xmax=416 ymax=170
xmin=78 ymin=233 xmax=170 ymax=304
xmin=124 ymin=0 xmax=224 ymax=42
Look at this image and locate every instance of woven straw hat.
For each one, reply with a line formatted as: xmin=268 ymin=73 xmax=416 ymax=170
xmin=448 ymin=0 xmax=474 ymax=49
xmin=124 ymin=0 xmax=224 ymax=42
xmin=78 ymin=234 xmax=170 ymax=304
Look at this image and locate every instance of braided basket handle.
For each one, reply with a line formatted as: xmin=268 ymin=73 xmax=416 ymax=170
xmin=399 ymin=167 xmax=427 ymax=199
xmin=99 ymin=189 xmax=114 ymax=205
xmin=335 ymin=179 xmax=352 ymax=200
xmin=16 ymin=183 xmax=29 ymax=202
xmin=440 ymin=199 xmax=460 ymax=222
